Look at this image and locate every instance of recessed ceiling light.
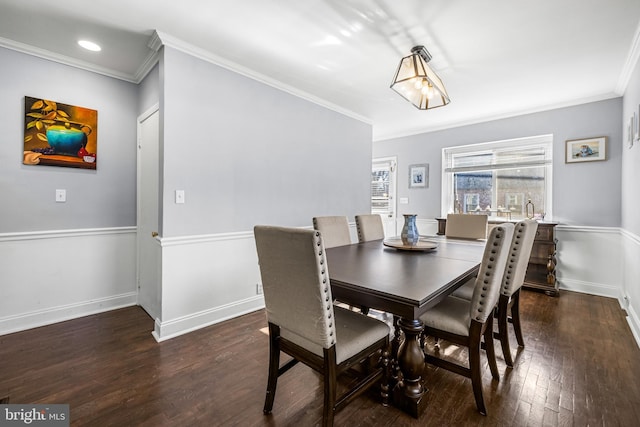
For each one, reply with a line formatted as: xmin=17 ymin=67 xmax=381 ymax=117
xmin=78 ymin=40 xmax=101 ymax=52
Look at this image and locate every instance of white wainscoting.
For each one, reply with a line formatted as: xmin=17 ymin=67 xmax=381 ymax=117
xmin=153 ymin=223 xmax=359 ymax=341
xmin=3 ymin=224 xmax=638 ymax=349
xmin=153 ymin=231 xmax=264 ymax=341
xmin=555 ymin=226 xmax=623 ymax=299
xmin=0 ymin=227 xmax=137 ymax=336
xmin=621 ymin=229 xmax=640 ymax=348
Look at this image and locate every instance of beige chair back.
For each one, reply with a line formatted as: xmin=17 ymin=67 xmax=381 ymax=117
xmin=254 ymin=226 xmax=336 ymax=349
xmin=469 ymin=223 xmax=514 ymax=323
xmin=501 ymin=219 xmax=538 ymax=297
xmin=445 ymin=214 xmax=488 ymax=239
xmin=355 ymin=214 xmax=385 ymax=243
xmin=312 ymin=216 xmax=351 ymax=248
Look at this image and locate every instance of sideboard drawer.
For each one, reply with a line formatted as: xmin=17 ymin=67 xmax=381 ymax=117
xmin=535 ymin=226 xmax=554 ymax=241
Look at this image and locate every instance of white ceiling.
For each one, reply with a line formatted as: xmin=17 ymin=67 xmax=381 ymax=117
xmin=1 ymin=0 xmax=639 ymax=141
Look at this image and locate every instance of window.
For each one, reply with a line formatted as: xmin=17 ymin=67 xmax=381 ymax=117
xmin=442 ymin=135 xmax=552 ymax=221
xmin=371 ymin=157 xmax=396 ymax=218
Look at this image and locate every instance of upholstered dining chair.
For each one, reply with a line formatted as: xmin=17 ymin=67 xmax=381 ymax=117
xmin=312 ymin=216 xmax=352 ymax=248
xmin=451 ymin=219 xmax=538 ymax=367
xmin=254 ymin=226 xmax=390 ymax=427
xmin=419 ymin=223 xmax=514 ymax=415
xmin=355 ymin=214 xmax=385 ymax=243
xmin=494 ymin=219 xmax=538 ymax=366
xmin=445 ymin=213 xmax=488 ymax=240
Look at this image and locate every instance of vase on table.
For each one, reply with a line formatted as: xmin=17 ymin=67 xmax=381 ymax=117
xmin=401 ymin=214 xmax=419 ymax=245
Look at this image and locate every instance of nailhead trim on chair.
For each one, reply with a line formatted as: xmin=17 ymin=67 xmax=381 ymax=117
xmin=502 ymin=222 xmax=525 ymax=295
xmin=315 ymin=230 xmax=336 ymax=346
xmin=473 ymin=227 xmax=505 ymax=322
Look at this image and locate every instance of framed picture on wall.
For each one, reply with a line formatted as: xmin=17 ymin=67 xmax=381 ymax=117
xmin=565 ymin=136 xmax=607 ymax=163
xmin=637 ymin=105 xmax=640 ymax=142
xmin=23 ymin=96 xmax=98 ymax=169
xmin=409 ymin=163 xmax=428 ymax=188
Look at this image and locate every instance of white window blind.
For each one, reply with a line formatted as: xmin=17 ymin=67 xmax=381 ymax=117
xmin=444 ymin=136 xmax=552 ymax=173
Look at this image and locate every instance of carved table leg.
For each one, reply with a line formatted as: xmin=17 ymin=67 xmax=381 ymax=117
xmin=392 ymin=317 xmax=428 ymax=418
xmin=390 ymin=315 xmax=402 ymax=387
xmin=380 ymin=348 xmax=390 ymax=406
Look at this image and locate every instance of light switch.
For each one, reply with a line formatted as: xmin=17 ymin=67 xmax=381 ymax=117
xmin=55 ymin=189 xmax=66 ymax=203
xmin=399 ymin=197 xmax=409 ymax=204
xmin=175 ymin=190 xmax=185 ymax=204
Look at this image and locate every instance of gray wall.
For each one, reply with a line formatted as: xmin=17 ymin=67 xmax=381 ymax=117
xmin=0 ymin=46 xmax=138 ymax=233
xmin=138 ymin=62 xmax=159 ymax=115
xmin=160 ymin=46 xmax=372 ymax=236
xmin=622 ymin=54 xmax=640 ymax=236
xmin=374 ymin=98 xmax=622 ymax=227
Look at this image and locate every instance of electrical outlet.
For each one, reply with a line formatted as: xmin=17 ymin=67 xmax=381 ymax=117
xmin=256 ymin=283 xmax=263 ymax=295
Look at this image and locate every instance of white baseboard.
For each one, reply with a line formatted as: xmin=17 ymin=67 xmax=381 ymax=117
xmin=152 ymin=295 xmax=265 ymax=342
xmin=558 ymin=278 xmax=621 ymax=299
xmin=626 ymin=301 xmax=640 ymax=349
xmin=0 ymin=292 xmax=137 ymax=336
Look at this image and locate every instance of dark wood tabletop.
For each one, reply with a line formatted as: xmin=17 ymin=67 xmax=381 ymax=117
xmin=325 ymin=237 xmax=487 ymax=417
xmin=326 ymin=238 xmax=485 ymax=319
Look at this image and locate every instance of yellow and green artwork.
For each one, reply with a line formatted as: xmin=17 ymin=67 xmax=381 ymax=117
xmin=23 ymin=96 xmax=98 ymax=169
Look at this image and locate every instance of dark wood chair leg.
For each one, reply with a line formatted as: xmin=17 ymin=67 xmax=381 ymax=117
xmin=483 ymin=316 xmax=500 ymax=380
xmin=497 ymin=296 xmax=514 ymax=367
xmin=323 ymin=348 xmax=338 ymax=427
xmin=468 ymin=322 xmax=487 ymax=416
xmin=263 ymin=324 xmax=281 ymax=414
xmin=511 ymin=290 xmax=525 ymax=347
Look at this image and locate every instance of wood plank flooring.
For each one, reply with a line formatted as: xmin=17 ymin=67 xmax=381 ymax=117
xmin=1 ymin=290 xmax=639 ymax=426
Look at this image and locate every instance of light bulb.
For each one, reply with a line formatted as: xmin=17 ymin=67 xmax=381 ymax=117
xmin=426 ymin=83 xmax=435 ymax=99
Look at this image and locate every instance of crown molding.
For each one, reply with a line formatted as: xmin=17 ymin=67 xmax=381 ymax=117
xmin=615 ymin=20 xmax=640 ymax=95
xmin=0 ymin=36 xmax=141 ymax=83
xmin=132 ymin=49 xmax=160 ymax=83
xmin=373 ymin=93 xmax=620 ymax=142
xmin=150 ymin=30 xmax=371 ymax=125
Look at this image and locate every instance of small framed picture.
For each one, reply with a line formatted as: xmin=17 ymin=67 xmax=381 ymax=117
xmin=565 ymin=137 xmax=607 ymax=163
xmin=636 ymin=105 xmax=640 ymax=142
xmin=409 ymin=163 xmax=428 ymax=188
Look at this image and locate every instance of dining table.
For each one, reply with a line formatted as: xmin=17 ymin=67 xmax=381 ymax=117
xmin=325 ymin=237 xmax=486 ymax=418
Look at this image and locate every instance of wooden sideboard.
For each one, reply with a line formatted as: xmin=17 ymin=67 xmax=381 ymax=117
xmin=435 ymin=218 xmax=559 ymax=296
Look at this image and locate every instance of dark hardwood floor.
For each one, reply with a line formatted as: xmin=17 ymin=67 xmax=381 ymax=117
xmin=1 ymin=290 xmax=639 ymax=426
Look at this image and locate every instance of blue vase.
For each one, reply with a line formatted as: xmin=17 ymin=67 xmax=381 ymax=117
xmin=401 ymin=214 xmax=419 ymax=245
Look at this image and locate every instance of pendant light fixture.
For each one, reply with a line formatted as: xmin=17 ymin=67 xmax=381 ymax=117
xmin=390 ymin=45 xmax=450 ymax=110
